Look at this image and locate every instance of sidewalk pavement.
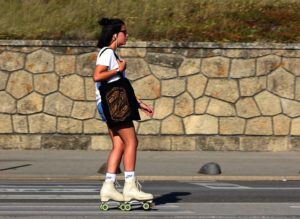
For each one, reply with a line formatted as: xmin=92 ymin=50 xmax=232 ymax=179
xmin=0 ymin=150 xmax=299 ymax=181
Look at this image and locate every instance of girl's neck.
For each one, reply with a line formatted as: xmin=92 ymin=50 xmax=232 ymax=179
xmin=109 ymin=41 xmax=117 ymax=51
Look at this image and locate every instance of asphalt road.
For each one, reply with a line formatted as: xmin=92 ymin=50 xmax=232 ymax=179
xmin=0 ymin=180 xmax=300 ymax=219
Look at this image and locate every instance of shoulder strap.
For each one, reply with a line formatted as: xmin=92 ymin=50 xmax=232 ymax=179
xmin=98 ymin=47 xmax=119 ymax=60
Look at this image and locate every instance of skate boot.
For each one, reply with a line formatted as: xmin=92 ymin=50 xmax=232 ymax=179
xmin=122 ymin=177 xmax=154 ymax=210
xmin=99 ymin=181 xmax=125 ymax=211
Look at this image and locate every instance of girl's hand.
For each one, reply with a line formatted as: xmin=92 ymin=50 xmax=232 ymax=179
xmin=117 ymin=60 xmax=126 ymax=72
xmin=139 ymin=102 xmax=154 ymax=117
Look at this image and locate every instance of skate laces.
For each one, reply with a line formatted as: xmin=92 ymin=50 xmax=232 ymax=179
xmin=135 ymin=179 xmax=142 ymax=191
xmin=114 ymin=180 xmax=122 ymax=189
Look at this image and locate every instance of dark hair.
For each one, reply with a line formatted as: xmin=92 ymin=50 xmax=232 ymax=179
xmin=97 ymin=18 xmax=125 ymax=48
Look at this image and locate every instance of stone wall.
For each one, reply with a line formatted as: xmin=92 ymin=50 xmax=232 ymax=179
xmin=0 ymin=40 xmax=299 ymax=151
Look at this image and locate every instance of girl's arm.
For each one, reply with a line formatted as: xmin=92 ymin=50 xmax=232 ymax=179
xmin=93 ymin=65 xmax=118 ymax=82
xmin=136 ymin=96 xmax=154 ymax=117
xmin=93 ymin=60 xmax=126 ymax=82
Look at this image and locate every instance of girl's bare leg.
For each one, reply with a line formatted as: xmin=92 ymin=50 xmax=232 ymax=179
xmin=114 ymin=122 xmax=138 ymax=172
xmin=106 ymin=127 xmax=125 ymax=173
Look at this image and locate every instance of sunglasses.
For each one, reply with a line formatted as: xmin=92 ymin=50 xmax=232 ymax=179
xmin=119 ymin=30 xmax=127 ymax=35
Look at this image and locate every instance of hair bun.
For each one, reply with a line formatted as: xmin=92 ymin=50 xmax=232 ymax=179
xmin=98 ymin=18 xmax=111 ymax=26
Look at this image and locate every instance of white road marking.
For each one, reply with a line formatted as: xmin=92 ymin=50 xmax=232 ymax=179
xmin=190 ymin=182 xmax=300 ymax=190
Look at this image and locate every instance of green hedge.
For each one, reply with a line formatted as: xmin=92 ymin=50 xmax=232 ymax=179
xmin=0 ymin=0 xmax=299 ymax=42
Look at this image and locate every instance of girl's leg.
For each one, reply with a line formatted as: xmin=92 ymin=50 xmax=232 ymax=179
xmin=115 ymin=122 xmax=153 ymax=201
xmin=114 ymin=122 xmax=138 ymax=172
xmin=100 ymin=127 xmax=125 ymax=202
xmin=106 ymin=127 xmax=125 ymax=174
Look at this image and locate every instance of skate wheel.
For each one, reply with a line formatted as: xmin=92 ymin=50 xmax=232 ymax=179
xmin=101 ymin=203 xmax=109 ymax=211
xmin=142 ymin=202 xmax=151 ymax=210
xmin=119 ymin=203 xmax=126 ymax=211
xmin=125 ymin=203 xmax=131 ymax=211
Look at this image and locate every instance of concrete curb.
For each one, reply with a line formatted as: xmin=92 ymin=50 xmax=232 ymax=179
xmin=1 ymin=175 xmax=300 ymax=181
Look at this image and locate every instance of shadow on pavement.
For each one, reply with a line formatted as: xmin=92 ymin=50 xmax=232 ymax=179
xmin=154 ymin=192 xmax=191 ymax=205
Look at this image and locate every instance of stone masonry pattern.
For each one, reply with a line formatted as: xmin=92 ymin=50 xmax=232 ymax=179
xmin=0 ymin=40 xmax=300 ymax=151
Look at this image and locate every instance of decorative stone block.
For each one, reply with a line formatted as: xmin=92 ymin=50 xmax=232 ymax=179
xmin=0 ymin=114 xmax=12 ymax=133
xmin=84 ymin=118 xmax=107 ymax=134
xmin=254 ymin=91 xmax=281 ymax=116
xmin=230 ymin=59 xmax=255 ymax=78
xmin=220 ymin=117 xmax=245 ymax=135
xmin=138 ymin=120 xmax=160 ymax=134
xmin=138 ymin=136 xmax=171 ymax=150
xmin=296 ymin=77 xmax=300 ymax=101
xmin=171 ymin=136 xmax=197 ymax=150
xmin=132 ymin=75 xmax=160 ymax=99
xmin=25 ymin=50 xmax=54 ymax=73
xmin=149 ymin=64 xmax=177 ymax=79
xmin=0 ymin=135 xmax=41 ymax=149
xmin=85 ymin=78 xmax=96 ymax=100
xmin=205 ymin=79 xmax=239 ymax=103
xmin=119 ymin=47 xmax=146 ymax=57
xmin=17 ymin=92 xmax=43 ymax=114
xmin=76 ymin=52 xmax=97 ymax=76
xmin=273 ymin=115 xmax=290 ymax=135
xmin=239 ymin=76 xmax=266 ymax=96
xmin=291 ymin=118 xmax=300 ymax=135
xmin=28 ymin=113 xmax=56 ymax=133
xmin=195 ymin=96 xmax=209 ymax=114
xmin=240 ymin=137 xmax=289 ymax=151
xmin=187 ymin=74 xmax=207 ymax=99
xmin=145 ymin=53 xmax=183 ymax=68
xmin=281 ymin=99 xmax=300 ymax=118
xmin=0 ymin=91 xmax=16 ymax=113
xmin=161 ymin=115 xmax=184 ymax=134
xmin=58 ymin=118 xmax=82 ymax=133
xmin=153 ymin=97 xmax=174 ymax=119
xmin=42 ymin=135 xmax=90 ymax=150
xmin=161 ymin=78 xmax=185 ymax=97
xmin=60 ymin=74 xmax=85 ymax=100
xmin=126 ymin=58 xmax=151 ymax=80
xmin=203 ymin=136 xmax=240 ymax=151
xmin=6 ymin=70 xmax=33 ymax=99
xmin=44 ymin=93 xmax=73 ymax=116
xmin=282 ymin=58 xmax=300 ymax=76
xmin=0 ymin=51 xmax=25 ymax=71
xmin=267 ymin=68 xmax=295 ymax=99
xmin=13 ymin=115 xmax=28 ymax=133
xmin=245 ymin=117 xmax=273 ymax=135
xmin=184 ymin=115 xmax=218 ymax=134
xmin=34 ymin=73 xmax=58 ymax=94
xmin=178 ymin=58 xmax=201 ymax=76
xmin=201 ymin=56 xmax=229 ymax=78
xmin=71 ymin=101 xmax=95 ymax=119
xmin=236 ymin=97 xmax=260 ymax=118
xmin=55 ymin=55 xmax=76 ymax=76
xmin=290 ymin=137 xmax=300 ymax=151
xmin=257 ymin=55 xmax=281 ymax=76
xmin=206 ymin=98 xmax=236 ymax=116
xmin=90 ymin=135 xmax=111 ymax=150
xmin=174 ymin=92 xmax=194 ymax=117
xmin=0 ymin=70 xmax=8 ymax=90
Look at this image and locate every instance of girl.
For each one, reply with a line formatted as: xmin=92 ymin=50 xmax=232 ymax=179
xmin=93 ymin=18 xmax=154 ymax=203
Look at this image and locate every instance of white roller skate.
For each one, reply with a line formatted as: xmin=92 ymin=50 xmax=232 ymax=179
xmin=99 ymin=181 xmax=126 ymax=211
xmin=122 ymin=177 xmax=154 ymax=211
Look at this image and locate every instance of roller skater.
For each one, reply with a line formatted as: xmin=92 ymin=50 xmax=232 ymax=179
xmin=93 ymin=18 xmax=154 ymax=211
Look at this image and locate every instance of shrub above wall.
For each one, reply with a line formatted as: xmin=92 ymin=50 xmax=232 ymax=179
xmin=0 ymin=40 xmax=299 ymax=151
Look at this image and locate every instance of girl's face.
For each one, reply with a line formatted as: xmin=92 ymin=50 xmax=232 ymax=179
xmin=116 ymin=24 xmax=128 ymax=46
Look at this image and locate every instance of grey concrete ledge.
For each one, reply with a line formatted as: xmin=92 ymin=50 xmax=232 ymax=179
xmin=0 ymin=40 xmax=299 ymax=49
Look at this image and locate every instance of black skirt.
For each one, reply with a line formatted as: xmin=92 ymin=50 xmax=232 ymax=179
xmin=99 ymin=77 xmax=141 ymax=128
